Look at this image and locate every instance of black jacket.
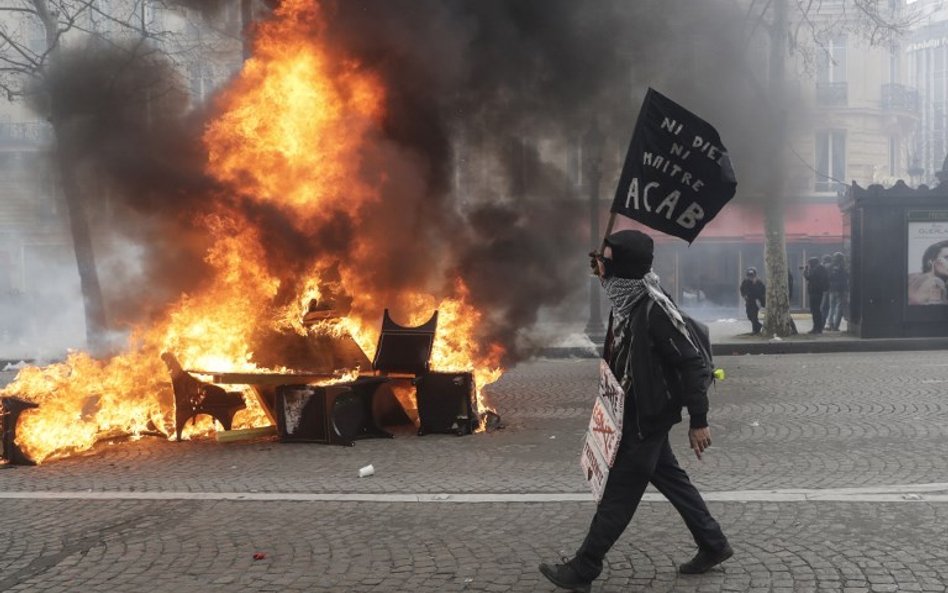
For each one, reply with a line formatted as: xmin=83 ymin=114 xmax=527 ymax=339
xmin=828 ymin=265 xmax=848 ymax=292
xmin=740 ymin=278 xmax=766 ymax=307
xmin=604 ymin=297 xmax=710 ymax=440
xmin=804 ymin=264 xmax=829 ymax=295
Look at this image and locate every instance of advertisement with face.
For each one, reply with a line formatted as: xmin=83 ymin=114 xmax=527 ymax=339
xmin=907 ymin=222 xmax=948 ymax=306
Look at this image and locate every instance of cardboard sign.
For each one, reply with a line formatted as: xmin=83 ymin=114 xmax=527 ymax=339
xmin=598 ymin=359 xmax=624 ymax=426
xmin=580 ymin=437 xmax=609 ymax=501
xmin=588 ymin=396 xmax=620 ymax=466
xmin=580 ymin=360 xmax=627 ymax=501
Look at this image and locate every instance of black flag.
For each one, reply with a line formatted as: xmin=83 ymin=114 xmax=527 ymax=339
xmin=611 ymin=88 xmax=737 ymax=243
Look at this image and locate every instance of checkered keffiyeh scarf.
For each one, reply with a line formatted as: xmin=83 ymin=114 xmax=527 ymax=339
xmin=602 ymin=272 xmax=689 ymax=340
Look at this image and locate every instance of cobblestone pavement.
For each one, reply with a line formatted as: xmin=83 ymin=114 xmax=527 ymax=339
xmin=2 ymin=352 xmax=948 ymax=591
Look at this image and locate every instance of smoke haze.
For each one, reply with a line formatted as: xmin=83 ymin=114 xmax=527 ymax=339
xmin=314 ymin=0 xmax=784 ymax=360
xmin=24 ymin=0 xmax=792 ymax=365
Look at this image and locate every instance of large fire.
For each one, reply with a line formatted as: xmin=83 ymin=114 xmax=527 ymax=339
xmin=1 ymin=0 xmax=503 ymax=464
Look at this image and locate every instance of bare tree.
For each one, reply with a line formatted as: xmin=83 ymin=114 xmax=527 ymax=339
xmin=0 ymin=0 xmax=238 ymax=353
xmin=741 ymin=0 xmax=915 ymax=337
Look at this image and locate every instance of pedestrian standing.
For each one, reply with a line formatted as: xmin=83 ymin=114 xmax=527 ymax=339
xmin=826 ymin=252 xmax=848 ymax=331
xmin=739 ymin=267 xmax=765 ymax=335
xmin=818 ymin=254 xmax=833 ymax=330
xmin=540 ymin=230 xmax=732 ymax=593
xmin=804 ymin=257 xmax=829 ymax=334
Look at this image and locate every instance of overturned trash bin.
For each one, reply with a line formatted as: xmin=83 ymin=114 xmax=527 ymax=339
xmin=1 ymin=396 xmax=38 ymax=466
xmin=275 ymin=377 xmax=391 ymax=446
xmin=371 ymin=309 xmax=480 ymax=436
xmin=415 ymin=372 xmax=478 ymax=436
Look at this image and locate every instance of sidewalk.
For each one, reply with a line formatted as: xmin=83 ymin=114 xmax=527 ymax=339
xmin=538 ymin=311 xmax=948 ymax=357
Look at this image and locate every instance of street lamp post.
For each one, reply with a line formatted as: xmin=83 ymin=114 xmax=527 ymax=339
xmin=584 ymin=125 xmax=605 ymax=343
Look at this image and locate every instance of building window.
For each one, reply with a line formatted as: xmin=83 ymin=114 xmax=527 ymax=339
xmin=815 ymin=130 xmax=846 ymax=192
xmin=189 ymin=63 xmax=216 ymax=105
xmin=816 ymin=36 xmax=848 ymax=106
xmin=818 ymin=36 xmax=847 ymax=84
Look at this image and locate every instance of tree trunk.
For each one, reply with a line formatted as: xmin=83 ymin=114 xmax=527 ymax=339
xmin=33 ymin=0 xmax=109 ymax=353
xmin=763 ymin=200 xmax=796 ymax=335
xmin=762 ymin=0 xmax=797 ymax=337
xmin=53 ymin=124 xmax=109 ymax=354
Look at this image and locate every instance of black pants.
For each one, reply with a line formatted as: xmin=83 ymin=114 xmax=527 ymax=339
xmin=573 ymin=430 xmax=729 ymax=580
xmin=809 ymin=293 xmax=824 ymax=333
xmin=745 ymin=302 xmax=761 ymax=333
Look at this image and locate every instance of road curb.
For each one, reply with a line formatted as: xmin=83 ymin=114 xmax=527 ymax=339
xmin=537 ymin=337 xmax=948 ymax=358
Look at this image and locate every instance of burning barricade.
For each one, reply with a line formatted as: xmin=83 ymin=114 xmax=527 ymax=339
xmin=0 ymin=0 xmax=507 ymax=465
xmin=1 ymin=303 xmax=500 ymax=465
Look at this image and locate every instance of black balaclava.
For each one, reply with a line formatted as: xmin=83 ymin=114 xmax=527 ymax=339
xmin=604 ymin=230 xmax=654 ymax=279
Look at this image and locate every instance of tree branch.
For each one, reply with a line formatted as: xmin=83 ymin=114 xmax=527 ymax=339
xmin=0 ymin=6 xmax=38 ymax=14
xmin=0 ymin=53 xmax=32 ymax=69
xmin=84 ymin=1 xmax=163 ymax=40
xmin=0 ymin=29 xmax=39 ymax=69
xmin=849 ymin=0 xmax=913 ymax=45
xmin=31 ymin=0 xmax=94 ymax=71
xmin=744 ymin=0 xmax=777 ymax=57
xmin=792 ymin=0 xmax=818 ymax=51
xmin=29 ymin=0 xmax=58 ymax=52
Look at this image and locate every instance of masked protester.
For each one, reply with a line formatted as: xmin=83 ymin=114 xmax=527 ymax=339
xmin=819 ymin=254 xmax=833 ymax=331
xmin=804 ymin=257 xmax=829 ymax=334
xmin=542 ymin=230 xmax=732 ymax=592
xmin=739 ymin=267 xmax=765 ymax=335
xmin=826 ymin=252 xmax=848 ymax=331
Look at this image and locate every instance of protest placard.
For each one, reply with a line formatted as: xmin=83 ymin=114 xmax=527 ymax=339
xmin=580 ymin=360 xmax=625 ymax=500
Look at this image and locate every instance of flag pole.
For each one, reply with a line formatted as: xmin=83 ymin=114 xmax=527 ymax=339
xmin=599 ymin=212 xmax=617 ymax=252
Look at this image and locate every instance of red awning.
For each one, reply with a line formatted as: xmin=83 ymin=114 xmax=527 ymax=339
xmin=611 ymin=203 xmax=843 ymax=244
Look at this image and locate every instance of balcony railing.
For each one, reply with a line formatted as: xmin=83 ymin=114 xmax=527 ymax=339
xmin=816 ymin=82 xmax=848 ymax=107
xmin=881 ymin=83 xmax=920 ymax=113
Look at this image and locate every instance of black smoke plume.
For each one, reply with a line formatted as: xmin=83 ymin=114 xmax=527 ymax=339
xmin=37 ymin=0 xmax=784 ymax=366
xmin=314 ymin=0 xmax=777 ymax=362
xmin=28 ymin=40 xmax=222 ymax=328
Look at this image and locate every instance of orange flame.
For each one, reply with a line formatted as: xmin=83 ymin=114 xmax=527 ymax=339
xmin=204 ymin=0 xmax=384 ymax=220
xmin=0 ymin=0 xmax=503 ymax=463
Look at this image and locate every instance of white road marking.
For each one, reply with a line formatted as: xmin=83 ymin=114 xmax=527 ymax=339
xmin=0 ymin=483 xmax=947 ymax=503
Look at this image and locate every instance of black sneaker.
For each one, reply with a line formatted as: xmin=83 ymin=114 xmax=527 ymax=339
xmin=539 ymin=557 xmax=593 ymax=593
xmin=678 ymin=544 xmax=734 ymax=574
